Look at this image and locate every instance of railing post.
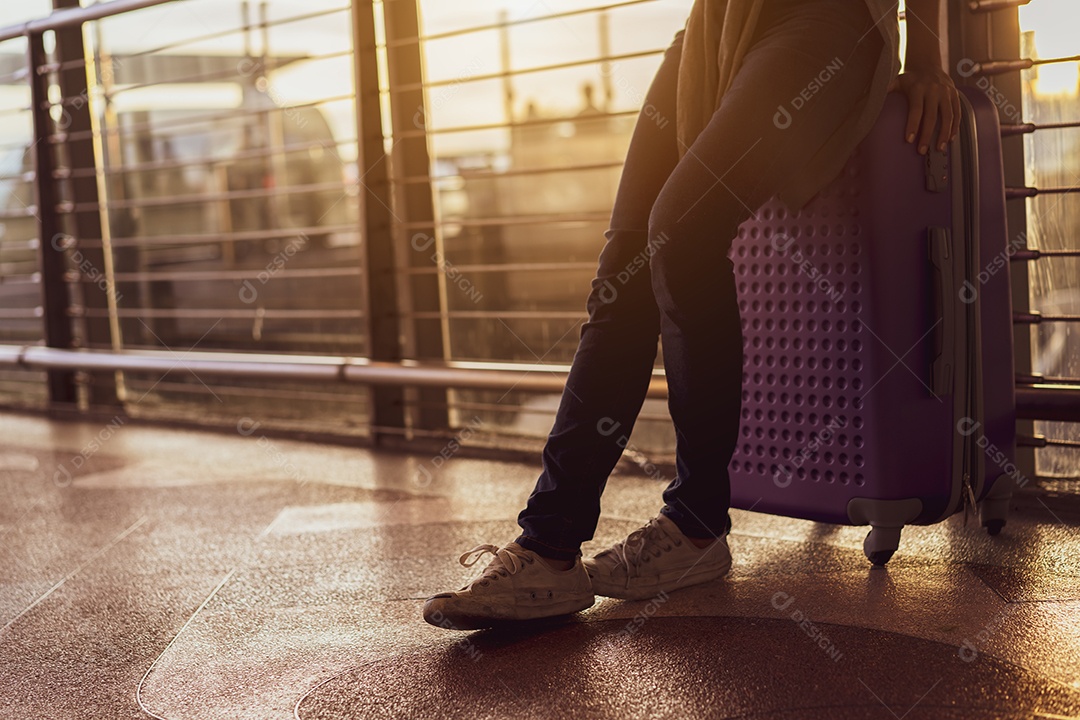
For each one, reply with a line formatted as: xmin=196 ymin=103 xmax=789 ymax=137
xmin=352 ymin=0 xmax=408 ymax=441
xmin=28 ymin=31 xmax=78 ymax=407
xmin=352 ymin=0 xmax=449 ymax=443
xmin=51 ymin=0 xmax=122 ymax=410
xmin=381 ymin=0 xmax=450 ymax=434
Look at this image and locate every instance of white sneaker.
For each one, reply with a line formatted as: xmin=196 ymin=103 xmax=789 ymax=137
xmin=584 ymin=514 xmax=732 ymax=600
xmin=423 ymin=542 xmax=595 ymax=630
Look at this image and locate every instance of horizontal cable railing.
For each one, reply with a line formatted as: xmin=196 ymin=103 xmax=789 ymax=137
xmin=49 ymin=93 xmax=357 ymax=144
xmin=60 ymin=135 xmax=359 ymax=179
xmin=72 ymin=223 xmax=359 ymax=249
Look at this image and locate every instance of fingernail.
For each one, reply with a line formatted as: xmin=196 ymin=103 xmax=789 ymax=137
xmin=938 ymin=142 xmax=947 ymax=151
xmin=919 ymin=145 xmax=928 ymax=155
xmin=906 ymin=133 xmax=915 ymax=143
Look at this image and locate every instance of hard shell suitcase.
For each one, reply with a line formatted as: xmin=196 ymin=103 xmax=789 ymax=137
xmin=728 ymin=86 xmax=1017 ymax=565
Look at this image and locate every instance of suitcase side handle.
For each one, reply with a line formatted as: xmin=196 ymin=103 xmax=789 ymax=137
xmin=929 ymin=226 xmax=955 ymax=397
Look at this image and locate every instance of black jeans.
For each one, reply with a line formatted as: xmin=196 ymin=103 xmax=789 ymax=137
xmin=517 ymin=0 xmax=885 ymax=560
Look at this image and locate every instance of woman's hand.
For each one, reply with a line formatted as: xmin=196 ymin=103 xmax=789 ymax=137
xmin=897 ymin=0 xmax=959 ymax=155
xmin=888 ymin=67 xmax=961 ymax=155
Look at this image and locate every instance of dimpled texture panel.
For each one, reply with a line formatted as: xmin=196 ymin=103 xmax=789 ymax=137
xmin=730 ymin=158 xmax=871 ymax=509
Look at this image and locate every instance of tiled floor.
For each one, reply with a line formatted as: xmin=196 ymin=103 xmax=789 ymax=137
xmin=1 ymin=412 xmax=1078 ymax=719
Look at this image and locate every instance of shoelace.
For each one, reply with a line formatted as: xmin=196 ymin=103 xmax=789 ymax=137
xmin=608 ymin=518 xmax=678 ymax=588
xmin=458 ymin=543 xmax=534 ymax=588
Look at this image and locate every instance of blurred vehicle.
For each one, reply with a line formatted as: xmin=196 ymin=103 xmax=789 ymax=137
xmin=0 ymin=52 xmax=362 ymax=352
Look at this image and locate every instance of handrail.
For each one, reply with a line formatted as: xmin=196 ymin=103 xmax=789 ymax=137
xmin=1 ymin=345 xmax=1076 ymax=419
xmin=1015 ymin=383 xmax=1080 ymax=423
xmin=0 ymin=345 xmax=671 ymax=398
xmin=0 ymin=0 xmax=182 ymax=44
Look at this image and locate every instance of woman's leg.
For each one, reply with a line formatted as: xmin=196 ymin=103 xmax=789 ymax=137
xmin=517 ymin=0 xmax=886 ymax=559
xmin=515 ymin=30 xmax=687 ymax=560
xmin=425 ymin=0 xmax=892 ymax=627
xmin=651 ymin=0 xmax=884 ymax=539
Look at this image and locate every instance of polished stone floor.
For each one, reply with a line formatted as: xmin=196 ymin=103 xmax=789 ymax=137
xmin=1 ymin=412 xmax=1078 ymax=719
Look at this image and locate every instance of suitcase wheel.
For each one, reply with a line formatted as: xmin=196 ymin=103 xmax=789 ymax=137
xmin=979 ymin=475 xmax=1012 ymax=537
xmin=863 ymin=526 xmax=902 ymax=567
xmin=867 ymin=550 xmax=895 ymax=566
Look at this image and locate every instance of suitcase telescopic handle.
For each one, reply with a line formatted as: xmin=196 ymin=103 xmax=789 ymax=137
xmin=929 ymin=226 xmax=955 ymax=397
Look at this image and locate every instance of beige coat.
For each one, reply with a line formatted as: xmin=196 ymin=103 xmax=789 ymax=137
xmin=676 ymin=0 xmax=902 ymax=210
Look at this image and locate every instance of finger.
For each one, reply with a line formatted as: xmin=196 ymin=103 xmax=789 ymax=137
xmin=936 ymin=91 xmax=955 ymax=151
xmin=905 ymin=88 xmax=924 ymax=146
xmin=917 ymin=91 xmax=938 ymax=155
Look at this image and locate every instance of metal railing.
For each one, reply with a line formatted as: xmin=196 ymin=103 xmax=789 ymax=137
xmin=953 ymin=0 xmax=1080 ymax=481
xmin=0 ymin=0 xmax=699 ymax=444
xmin=0 ymin=0 xmax=1076 ymax=475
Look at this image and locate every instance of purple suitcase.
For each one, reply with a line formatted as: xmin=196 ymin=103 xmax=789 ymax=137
xmin=728 ymin=87 xmax=1016 ymax=565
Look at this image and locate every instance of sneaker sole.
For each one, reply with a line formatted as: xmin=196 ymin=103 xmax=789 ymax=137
xmin=423 ymin=594 xmax=595 ymax=631
xmin=587 ymin=560 xmax=731 ymax=601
